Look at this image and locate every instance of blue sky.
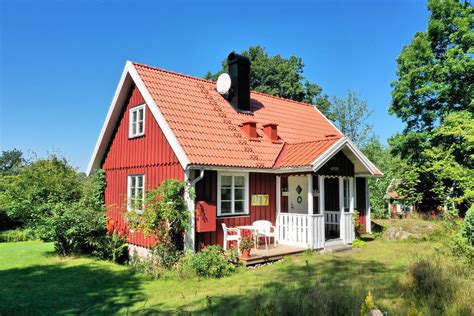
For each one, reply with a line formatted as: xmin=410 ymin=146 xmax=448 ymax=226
xmin=0 ymin=0 xmax=429 ymax=171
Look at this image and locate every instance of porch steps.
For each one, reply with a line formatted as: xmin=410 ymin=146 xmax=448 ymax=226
xmin=320 ymin=244 xmax=352 ymax=254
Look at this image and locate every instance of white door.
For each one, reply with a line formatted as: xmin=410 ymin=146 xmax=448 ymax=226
xmin=288 ymin=176 xmax=308 ymax=214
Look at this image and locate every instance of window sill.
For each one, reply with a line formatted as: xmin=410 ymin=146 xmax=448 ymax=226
xmin=128 ymin=134 xmax=145 ymax=140
xmin=217 ymin=214 xmax=250 ymax=219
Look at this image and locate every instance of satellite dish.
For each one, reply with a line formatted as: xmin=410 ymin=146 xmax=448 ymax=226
xmin=216 ymin=73 xmax=231 ymax=95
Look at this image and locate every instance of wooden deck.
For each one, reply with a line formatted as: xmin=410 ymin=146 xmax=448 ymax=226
xmin=239 ymin=244 xmax=307 ymax=266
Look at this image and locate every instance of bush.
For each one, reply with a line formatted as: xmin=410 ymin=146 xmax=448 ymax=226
xmin=152 ymin=244 xmax=182 ymax=269
xmin=94 ymin=232 xmax=129 ymax=264
xmin=448 ymin=206 xmax=474 ymax=265
xmin=401 ymin=258 xmax=458 ymax=313
xmin=0 ymin=228 xmax=38 ymax=242
xmin=191 ymin=245 xmax=235 ymax=278
xmin=129 ymin=252 xmax=166 ymax=279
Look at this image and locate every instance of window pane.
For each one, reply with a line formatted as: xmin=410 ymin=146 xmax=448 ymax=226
xmin=131 ymin=176 xmax=136 ymax=189
xmin=132 ymin=123 xmax=137 ymax=135
xmin=234 ymin=176 xmax=244 ymax=187
xmin=221 ymin=176 xmax=232 ymax=187
xmin=221 ymin=188 xmax=231 ymax=201
xmin=130 ymin=198 xmax=136 ymax=210
xmin=138 ymin=108 xmax=144 ymax=121
xmin=235 ymin=188 xmax=244 ymax=200
xmin=131 ymin=188 xmax=136 ymax=199
xmin=138 ymin=176 xmax=143 ymax=188
xmin=132 ymin=110 xmax=137 ymax=123
xmin=234 ymin=201 xmax=244 ymax=213
xmin=138 ymin=121 xmax=144 ymax=134
xmin=221 ymin=202 xmax=231 ymax=214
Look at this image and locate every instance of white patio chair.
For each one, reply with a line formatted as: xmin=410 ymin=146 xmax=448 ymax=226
xmin=221 ymin=223 xmax=241 ymax=251
xmin=253 ymin=220 xmax=277 ymax=250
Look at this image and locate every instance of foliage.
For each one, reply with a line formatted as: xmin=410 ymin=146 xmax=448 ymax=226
xmin=129 ymin=252 xmax=167 ymax=280
xmin=94 ymin=232 xmax=129 ymax=264
xmin=0 ymin=228 xmax=38 ymax=242
xmin=127 ymin=179 xmax=192 ymax=251
xmin=389 ymin=0 xmax=474 ymax=212
xmin=204 ymin=45 xmax=332 ymax=118
xmin=0 ymin=155 xmax=83 ymax=239
xmin=360 ymin=291 xmax=375 ymax=315
xmin=152 ymin=243 xmax=182 ymax=270
xmin=0 ymin=149 xmax=25 ymax=177
xmin=352 ymin=238 xmax=366 ymax=248
xmin=190 ymin=245 xmax=235 ymax=278
xmin=401 ymin=258 xmax=459 ymax=313
xmin=330 ymin=90 xmax=374 ymax=148
xmin=51 ymin=202 xmax=107 ymax=256
xmin=449 ymin=206 xmax=474 ymax=265
xmin=239 ymin=236 xmax=254 ymax=251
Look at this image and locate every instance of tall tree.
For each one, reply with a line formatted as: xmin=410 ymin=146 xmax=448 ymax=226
xmin=329 ymin=90 xmax=373 ymax=148
xmin=0 ymin=149 xmax=24 ymax=176
xmin=389 ymin=0 xmax=473 ymax=212
xmin=205 ymin=45 xmax=332 ymax=118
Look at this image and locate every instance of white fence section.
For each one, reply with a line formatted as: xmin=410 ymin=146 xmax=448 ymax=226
xmin=343 ymin=212 xmax=355 ymax=244
xmin=277 ymin=213 xmax=325 ymax=249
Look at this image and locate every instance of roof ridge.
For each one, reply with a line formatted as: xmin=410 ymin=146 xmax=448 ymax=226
xmin=287 ymin=136 xmax=343 ymax=146
xmin=132 ymin=61 xmax=216 ymax=85
xmin=133 ymin=61 xmax=326 ymax=110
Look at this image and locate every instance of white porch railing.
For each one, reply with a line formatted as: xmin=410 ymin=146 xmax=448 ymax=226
xmin=343 ymin=212 xmax=355 ymax=244
xmin=325 ymin=211 xmax=340 ymax=237
xmin=277 ymin=213 xmax=325 ymax=249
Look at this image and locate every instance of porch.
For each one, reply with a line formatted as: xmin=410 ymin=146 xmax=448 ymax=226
xmin=238 ymin=244 xmax=307 ymax=265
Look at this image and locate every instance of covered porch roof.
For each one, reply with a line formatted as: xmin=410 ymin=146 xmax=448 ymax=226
xmin=273 ymin=136 xmax=382 ymax=177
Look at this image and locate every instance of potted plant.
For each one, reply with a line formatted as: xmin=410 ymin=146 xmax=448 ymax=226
xmin=239 ymin=236 xmax=254 ymax=258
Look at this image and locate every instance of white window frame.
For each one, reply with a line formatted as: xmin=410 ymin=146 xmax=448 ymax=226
xmin=127 ymin=174 xmax=145 ymax=214
xmin=217 ymin=172 xmax=249 ymax=216
xmin=129 ymin=104 xmax=145 ymax=138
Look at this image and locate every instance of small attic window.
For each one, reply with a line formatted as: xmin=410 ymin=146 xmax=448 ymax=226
xmin=129 ymin=104 xmax=145 ymax=138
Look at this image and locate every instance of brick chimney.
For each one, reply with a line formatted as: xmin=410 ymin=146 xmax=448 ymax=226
xmin=240 ymin=121 xmax=257 ymax=139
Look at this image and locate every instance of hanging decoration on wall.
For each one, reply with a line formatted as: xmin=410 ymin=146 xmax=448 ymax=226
xmin=297 ymin=196 xmax=303 ymax=204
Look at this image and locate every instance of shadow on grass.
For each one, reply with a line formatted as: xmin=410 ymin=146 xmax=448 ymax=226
xmin=141 ymin=256 xmax=403 ymax=314
xmin=0 ymin=262 xmax=145 ymax=315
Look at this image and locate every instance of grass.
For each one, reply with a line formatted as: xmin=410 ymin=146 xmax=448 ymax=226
xmin=0 ymin=224 xmax=472 ymax=314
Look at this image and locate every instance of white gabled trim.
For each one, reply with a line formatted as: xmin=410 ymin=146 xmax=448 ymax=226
xmin=87 ymin=61 xmax=190 ymax=175
xmin=127 ymin=62 xmax=190 ymax=170
xmin=87 ymin=64 xmax=130 ymax=175
xmin=311 ymin=137 xmax=382 ymax=177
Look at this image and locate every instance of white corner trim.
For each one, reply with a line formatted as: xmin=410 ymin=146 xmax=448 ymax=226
xmin=86 ymin=61 xmax=190 ymax=176
xmin=127 ymin=62 xmax=190 ymax=170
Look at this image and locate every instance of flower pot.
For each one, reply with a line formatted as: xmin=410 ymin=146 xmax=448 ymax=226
xmin=241 ymin=248 xmax=251 ymax=258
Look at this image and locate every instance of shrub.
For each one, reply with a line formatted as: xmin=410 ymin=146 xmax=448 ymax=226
xmin=152 ymin=243 xmax=182 ymax=269
xmin=461 ymin=206 xmax=474 ymax=246
xmin=401 ymin=258 xmax=458 ymax=313
xmin=129 ymin=252 xmax=166 ymax=279
xmin=448 ymin=206 xmax=474 ymax=265
xmin=360 ymin=291 xmax=375 ymax=315
xmin=52 ymin=202 xmax=107 ymax=255
xmin=94 ymin=232 xmax=129 ymax=264
xmin=352 ymin=238 xmax=366 ymax=248
xmin=191 ymin=245 xmax=235 ymax=278
xmin=0 ymin=228 xmax=38 ymax=242
xmin=174 ymin=250 xmax=196 ymax=279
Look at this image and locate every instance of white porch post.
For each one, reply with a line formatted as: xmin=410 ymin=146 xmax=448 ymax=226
xmin=307 ymin=174 xmax=314 ymax=249
xmin=339 ymin=177 xmax=345 ymax=242
xmin=365 ymin=178 xmax=372 ymax=233
xmin=318 ymin=175 xmax=325 ymax=215
xmin=307 ymin=174 xmax=313 ymax=215
xmin=276 ymin=175 xmax=281 ymax=216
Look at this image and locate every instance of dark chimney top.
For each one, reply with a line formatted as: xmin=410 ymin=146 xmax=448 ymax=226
xmin=227 ymin=52 xmax=251 ymax=112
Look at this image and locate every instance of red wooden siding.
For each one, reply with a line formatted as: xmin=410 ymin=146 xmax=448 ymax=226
xmin=102 ymin=84 xmax=184 ymax=247
xmin=195 ymin=171 xmax=277 ymax=249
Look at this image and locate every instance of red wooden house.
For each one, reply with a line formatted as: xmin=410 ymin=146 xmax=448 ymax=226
xmin=87 ymin=53 xmax=382 ymax=253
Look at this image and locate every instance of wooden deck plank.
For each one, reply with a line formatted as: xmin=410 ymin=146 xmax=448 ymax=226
xmin=239 ymin=244 xmax=307 ymax=266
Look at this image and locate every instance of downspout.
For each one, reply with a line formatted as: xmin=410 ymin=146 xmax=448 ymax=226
xmin=191 ymin=169 xmax=205 ymax=187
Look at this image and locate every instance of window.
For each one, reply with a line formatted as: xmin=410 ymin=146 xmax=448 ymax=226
xmin=128 ymin=175 xmax=145 ymax=214
xmin=218 ymin=173 xmax=248 ymax=216
xmin=129 ymin=104 xmax=145 ymax=138
xmin=343 ymin=178 xmax=350 ymax=212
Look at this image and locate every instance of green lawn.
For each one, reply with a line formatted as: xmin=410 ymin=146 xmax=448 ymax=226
xmin=0 ymin=234 xmax=467 ymax=314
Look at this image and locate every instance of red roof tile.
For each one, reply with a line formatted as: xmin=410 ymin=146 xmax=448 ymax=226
xmin=273 ymin=137 xmax=342 ymax=168
xmin=133 ymin=62 xmax=343 ymax=169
